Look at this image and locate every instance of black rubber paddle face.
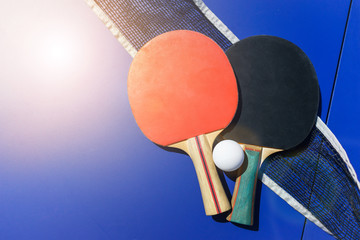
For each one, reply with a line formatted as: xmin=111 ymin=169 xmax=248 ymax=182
xmin=222 ymin=35 xmax=319 ymax=149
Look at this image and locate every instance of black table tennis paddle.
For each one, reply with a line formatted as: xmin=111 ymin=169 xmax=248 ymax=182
xmin=222 ymin=35 xmax=319 ymax=225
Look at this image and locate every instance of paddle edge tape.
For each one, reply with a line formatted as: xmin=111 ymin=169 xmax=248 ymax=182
xmin=127 ymin=30 xmax=238 ymax=146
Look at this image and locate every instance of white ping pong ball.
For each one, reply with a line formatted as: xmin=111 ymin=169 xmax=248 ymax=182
xmin=213 ymin=140 xmax=244 ymax=172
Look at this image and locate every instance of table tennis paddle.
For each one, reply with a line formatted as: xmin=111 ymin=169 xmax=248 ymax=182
xmin=127 ymin=30 xmax=238 ymax=215
xmin=221 ymin=35 xmax=319 ymax=225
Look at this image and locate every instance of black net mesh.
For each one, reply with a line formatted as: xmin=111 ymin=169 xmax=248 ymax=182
xmin=261 ymin=127 xmax=360 ymax=239
xmin=93 ymin=0 xmax=233 ymax=51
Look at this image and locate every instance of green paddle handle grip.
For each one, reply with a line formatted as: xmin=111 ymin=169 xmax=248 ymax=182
xmin=227 ymin=149 xmax=260 ymax=225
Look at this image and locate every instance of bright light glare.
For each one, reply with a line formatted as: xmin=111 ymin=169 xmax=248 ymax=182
xmin=0 ymin=1 xmax=129 ymax=163
xmin=41 ymin=34 xmax=79 ymax=74
xmin=47 ymin=39 xmax=72 ymax=64
xmin=0 ymin=27 xmax=103 ymax=159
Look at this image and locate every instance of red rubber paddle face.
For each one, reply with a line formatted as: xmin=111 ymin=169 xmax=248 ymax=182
xmin=128 ymin=30 xmax=238 ymax=146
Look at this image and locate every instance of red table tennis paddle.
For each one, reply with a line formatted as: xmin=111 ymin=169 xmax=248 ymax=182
xmin=222 ymin=35 xmax=319 ymax=225
xmin=127 ymin=30 xmax=238 ymax=215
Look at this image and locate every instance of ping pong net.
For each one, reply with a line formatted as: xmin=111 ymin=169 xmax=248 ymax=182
xmin=85 ymin=0 xmax=360 ymax=239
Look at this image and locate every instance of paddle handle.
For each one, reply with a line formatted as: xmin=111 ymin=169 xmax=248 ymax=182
xmin=227 ymin=148 xmax=261 ymax=225
xmin=186 ymin=134 xmax=231 ymax=215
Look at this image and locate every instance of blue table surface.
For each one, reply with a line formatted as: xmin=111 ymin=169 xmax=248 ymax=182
xmin=0 ymin=0 xmax=358 ymax=239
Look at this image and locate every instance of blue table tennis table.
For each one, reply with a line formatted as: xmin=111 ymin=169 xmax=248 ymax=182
xmin=0 ymin=0 xmax=358 ymax=239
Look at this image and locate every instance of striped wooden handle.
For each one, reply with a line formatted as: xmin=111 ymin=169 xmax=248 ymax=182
xmin=171 ymin=131 xmax=231 ymax=215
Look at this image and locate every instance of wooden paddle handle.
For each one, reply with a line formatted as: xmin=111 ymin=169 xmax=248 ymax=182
xmin=227 ymin=148 xmax=261 ymax=225
xmin=186 ymin=134 xmax=231 ymax=215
